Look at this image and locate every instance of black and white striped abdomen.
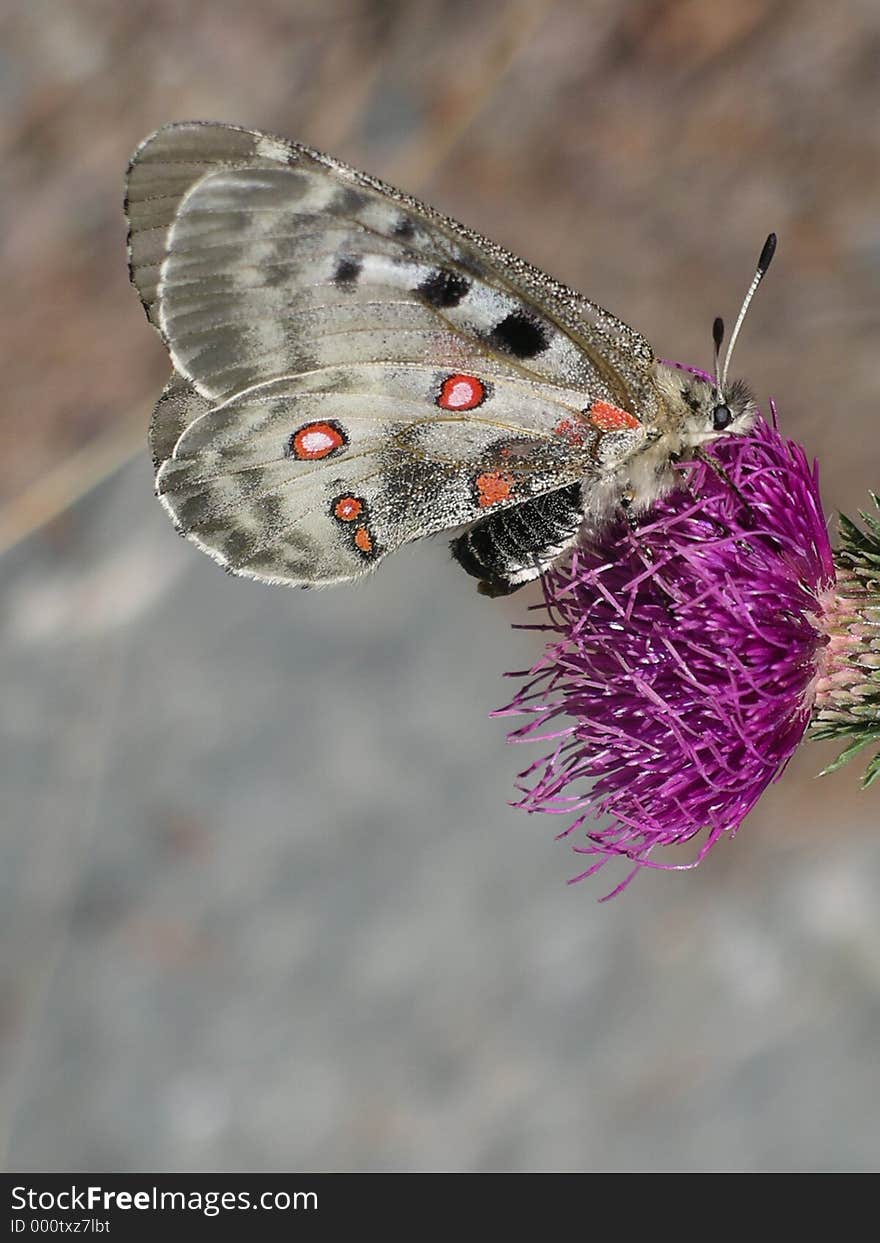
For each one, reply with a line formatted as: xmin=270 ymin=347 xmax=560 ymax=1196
xmin=450 ymin=483 xmax=584 ymax=596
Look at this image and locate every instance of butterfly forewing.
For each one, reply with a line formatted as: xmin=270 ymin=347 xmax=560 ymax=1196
xmin=158 ymin=162 xmax=627 ymax=405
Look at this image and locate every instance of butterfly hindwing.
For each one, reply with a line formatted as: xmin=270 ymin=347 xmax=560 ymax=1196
xmin=155 ymin=370 xmax=603 ymax=586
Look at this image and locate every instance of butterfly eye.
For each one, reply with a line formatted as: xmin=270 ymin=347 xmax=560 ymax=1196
xmin=712 ymin=403 xmax=733 ymax=431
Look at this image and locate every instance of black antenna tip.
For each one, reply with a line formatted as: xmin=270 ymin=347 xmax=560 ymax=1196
xmin=757 ymin=232 xmax=777 ymax=275
xmin=712 ymin=316 xmax=725 ymax=349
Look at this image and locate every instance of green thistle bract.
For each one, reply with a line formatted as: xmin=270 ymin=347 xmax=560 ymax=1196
xmin=811 ymin=494 xmax=880 ymax=787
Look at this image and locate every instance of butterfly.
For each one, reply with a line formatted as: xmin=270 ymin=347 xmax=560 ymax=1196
xmin=125 ymin=121 xmax=774 ymax=596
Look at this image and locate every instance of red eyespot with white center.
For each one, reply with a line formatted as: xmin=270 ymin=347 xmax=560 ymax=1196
xmin=437 ymin=374 xmax=487 ymax=412
xmin=288 ymin=421 xmax=347 ymax=460
xmin=333 ymin=495 xmax=363 ymax=522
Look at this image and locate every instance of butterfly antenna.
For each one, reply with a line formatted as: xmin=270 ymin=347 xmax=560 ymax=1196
xmin=720 ymin=232 xmax=777 ymax=394
xmin=712 ymin=316 xmax=725 ymax=393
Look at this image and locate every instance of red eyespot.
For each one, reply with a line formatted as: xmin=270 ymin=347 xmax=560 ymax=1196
xmin=331 ymin=494 xmax=377 ymax=557
xmin=333 ymin=495 xmax=363 ymax=522
xmin=289 ymin=421 xmax=346 ymax=460
xmin=588 ymin=401 xmax=641 ymax=432
xmin=437 ymin=374 xmax=486 ymax=412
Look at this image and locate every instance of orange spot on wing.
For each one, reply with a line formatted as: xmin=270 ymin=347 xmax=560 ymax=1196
xmin=354 ymin=526 xmax=373 ymax=553
xmin=476 ymin=471 xmax=514 ymax=508
xmin=334 ymin=495 xmax=363 ymax=521
xmin=588 ymin=400 xmax=641 ymax=432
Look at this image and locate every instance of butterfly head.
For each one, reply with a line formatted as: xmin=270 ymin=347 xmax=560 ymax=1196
xmin=656 ymin=365 xmax=757 ymax=449
xmin=653 ymin=233 xmax=775 ymax=453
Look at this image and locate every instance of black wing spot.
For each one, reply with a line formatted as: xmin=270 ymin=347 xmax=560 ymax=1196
xmin=333 ymin=187 xmax=368 ymax=215
xmin=417 ymin=268 xmax=471 ymax=308
xmin=392 ymin=217 xmax=416 ymax=239
xmin=333 ymin=255 xmax=362 ymax=285
xmin=488 ymin=310 xmax=550 ymax=358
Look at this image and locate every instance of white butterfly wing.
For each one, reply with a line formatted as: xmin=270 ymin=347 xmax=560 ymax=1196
xmin=127 ymin=122 xmax=651 ymax=586
xmin=155 ymin=370 xmax=602 ymax=585
xmin=126 ymin=121 xmax=654 ymax=376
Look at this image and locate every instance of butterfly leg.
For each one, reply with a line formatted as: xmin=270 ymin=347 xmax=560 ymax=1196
xmin=692 ymin=447 xmax=757 ymax=527
xmin=619 ymin=487 xmax=642 ymax=531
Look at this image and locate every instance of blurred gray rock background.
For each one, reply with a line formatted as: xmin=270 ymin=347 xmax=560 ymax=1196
xmin=1 ymin=0 xmax=879 ymax=1171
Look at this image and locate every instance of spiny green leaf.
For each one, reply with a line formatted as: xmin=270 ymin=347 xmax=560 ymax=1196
xmin=862 ymin=751 xmax=880 ymax=788
xmin=814 ymin=498 xmax=880 ymax=787
xmin=818 ymin=734 xmax=875 ymax=777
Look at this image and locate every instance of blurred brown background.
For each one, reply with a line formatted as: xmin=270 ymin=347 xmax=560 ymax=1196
xmin=2 ymin=0 xmax=879 ymax=1171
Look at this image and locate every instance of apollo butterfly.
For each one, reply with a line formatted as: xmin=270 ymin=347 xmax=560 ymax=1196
xmin=126 ymin=122 xmax=774 ymax=595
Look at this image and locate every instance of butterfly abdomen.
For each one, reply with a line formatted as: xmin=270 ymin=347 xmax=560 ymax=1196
xmin=451 ymin=483 xmax=584 ymax=596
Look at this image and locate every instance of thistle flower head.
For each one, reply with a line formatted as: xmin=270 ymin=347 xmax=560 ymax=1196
xmin=498 ymin=396 xmax=862 ymax=898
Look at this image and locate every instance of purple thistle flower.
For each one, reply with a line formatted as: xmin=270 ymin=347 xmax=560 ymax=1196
xmin=497 ymin=401 xmax=876 ymax=899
